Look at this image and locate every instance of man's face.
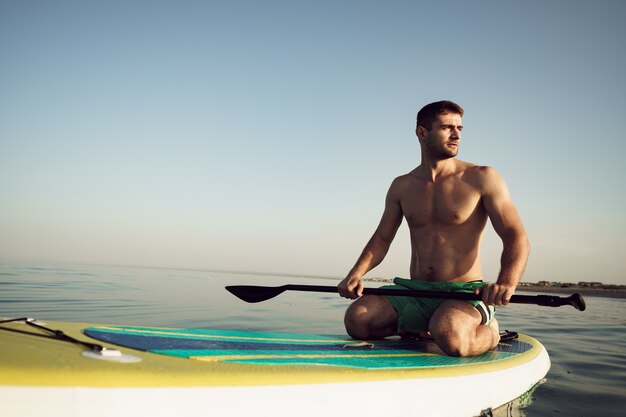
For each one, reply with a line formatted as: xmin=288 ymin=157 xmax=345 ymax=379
xmin=419 ymin=112 xmax=463 ymax=159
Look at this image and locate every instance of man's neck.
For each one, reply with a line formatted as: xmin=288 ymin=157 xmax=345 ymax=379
xmin=416 ymin=158 xmax=458 ymax=181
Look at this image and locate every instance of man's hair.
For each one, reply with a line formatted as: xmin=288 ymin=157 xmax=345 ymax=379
xmin=416 ymin=100 xmax=464 ymax=130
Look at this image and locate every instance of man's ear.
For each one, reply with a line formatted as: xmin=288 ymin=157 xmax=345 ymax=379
xmin=416 ymin=125 xmax=427 ymax=142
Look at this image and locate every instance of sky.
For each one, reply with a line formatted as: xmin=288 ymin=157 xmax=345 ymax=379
xmin=1 ymin=0 xmax=625 ymax=285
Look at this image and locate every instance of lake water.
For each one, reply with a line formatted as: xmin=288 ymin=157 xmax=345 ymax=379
xmin=1 ymin=262 xmax=625 ymax=416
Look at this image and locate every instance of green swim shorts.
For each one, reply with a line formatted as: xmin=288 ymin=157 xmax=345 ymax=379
xmin=382 ymin=277 xmax=495 ymax=334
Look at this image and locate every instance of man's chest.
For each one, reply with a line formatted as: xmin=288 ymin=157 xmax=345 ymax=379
xmin=399 ymin=181 xmax=483 ymax=227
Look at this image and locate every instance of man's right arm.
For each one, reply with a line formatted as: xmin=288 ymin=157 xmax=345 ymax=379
xmin=338 ymin=179 xmax=404 ymax=299
xmin=476 ymin=167 xmax=530 ymax=306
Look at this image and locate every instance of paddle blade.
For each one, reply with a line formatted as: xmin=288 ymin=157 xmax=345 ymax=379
xmin=225 ymin=285 xmax=287 ymax=303
xmin=569 ymin=293 xmax=586 ymax=311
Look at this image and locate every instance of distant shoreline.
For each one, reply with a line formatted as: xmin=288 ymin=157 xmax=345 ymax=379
xmin=363 ymin=278 xmax=626 ymax=299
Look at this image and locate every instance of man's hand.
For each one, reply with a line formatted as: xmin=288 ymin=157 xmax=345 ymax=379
xmin=474 ymin=283 xmax=516 ymax=306
xmin=338 ymin=276 xmax=364 ymax=299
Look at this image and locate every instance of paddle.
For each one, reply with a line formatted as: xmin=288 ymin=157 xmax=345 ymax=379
xmin=225 ymin=284 xmax=586 ymax=311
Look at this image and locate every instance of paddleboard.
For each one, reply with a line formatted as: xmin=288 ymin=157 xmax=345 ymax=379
xmin=0 ymin=318 xmax=549 ymax=417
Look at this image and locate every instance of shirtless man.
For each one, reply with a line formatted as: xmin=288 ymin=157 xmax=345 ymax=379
xmin=338 ymin=100 xmax=530 ymax=357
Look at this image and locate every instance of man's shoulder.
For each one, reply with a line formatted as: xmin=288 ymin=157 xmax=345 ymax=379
xmin=390 ymin=167 xmax=417 ymax=182
xmin=460 ymin=163 xmax=508 ymax=196
xmin=384 ymin=170 xmax=422 ymax=200
xmin=388 ymin=173 xmax=413 ymax=193
xmin=459 ymin=161 xmax=501 ymax=180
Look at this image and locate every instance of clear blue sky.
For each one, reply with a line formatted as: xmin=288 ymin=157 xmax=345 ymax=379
xmin=1 ymin=1 xmax=625 ymax=284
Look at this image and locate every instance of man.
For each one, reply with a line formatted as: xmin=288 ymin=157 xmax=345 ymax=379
xmin=338 ymin=100 xmax=530 ymax=357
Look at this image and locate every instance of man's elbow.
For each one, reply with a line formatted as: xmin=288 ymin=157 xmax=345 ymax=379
xmin=523 ymin=235 xmax=531 ymax=257
xmin=504 ymin=229 xmax=530 ymax=254
xmin=516 ymin=230 xmax=531 ymax=257
xmin=370 ymin=232 xmax=394 ymax=251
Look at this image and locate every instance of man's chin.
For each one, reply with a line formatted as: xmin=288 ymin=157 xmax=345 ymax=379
xmin=429 ymin=145 xmax=458 ymax=160
xmin=441 ymin=151 xmax=457 ymax=159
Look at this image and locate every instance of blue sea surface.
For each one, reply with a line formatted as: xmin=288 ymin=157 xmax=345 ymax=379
xmin=1 ymin=262 xmax=625 ymax=416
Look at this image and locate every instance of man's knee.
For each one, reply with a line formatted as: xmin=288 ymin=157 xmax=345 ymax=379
xmin=429 ymin=300 xmax=498 ymax=357
xmin=432 ymin=321 xmax=500 ymax=357
xmin=344 ymin=295 xmax=397 ymax=340
xmin=434 ymin=330 xmax=472 ymax=357
xmin=344 ymin=302 xmax=371 ymax=340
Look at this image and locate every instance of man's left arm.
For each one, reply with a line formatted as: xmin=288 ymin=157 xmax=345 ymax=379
xmin=478 ymin=167 xmax=531 ymax=306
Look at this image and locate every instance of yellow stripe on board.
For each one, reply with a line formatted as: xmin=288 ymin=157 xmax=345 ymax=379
xmin=95 ymin=326 xmax=354 ymax=344
xmin=191 ymin=352 xmax=438 ymax=362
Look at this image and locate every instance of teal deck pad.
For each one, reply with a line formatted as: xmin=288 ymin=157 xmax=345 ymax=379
xmin=84 ymin=326 xmax=531 ymax=370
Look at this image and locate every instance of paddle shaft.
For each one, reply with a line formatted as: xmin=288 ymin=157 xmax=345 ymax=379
xmin=225 ymin=284 xmax=586 ymax=310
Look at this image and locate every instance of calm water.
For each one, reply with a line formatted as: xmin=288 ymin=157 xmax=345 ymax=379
xmin=1 ymin=262 xmax=625 ymax=416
